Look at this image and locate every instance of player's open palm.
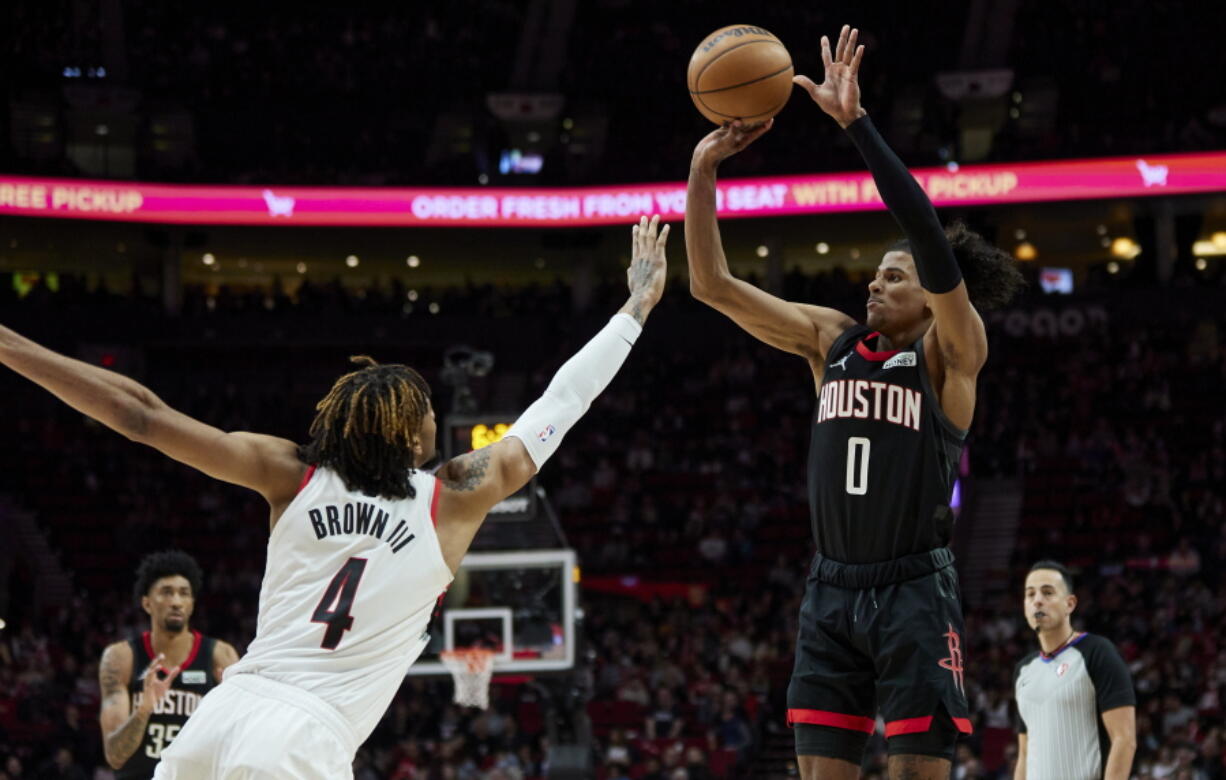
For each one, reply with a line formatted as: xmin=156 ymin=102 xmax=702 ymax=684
xmin=692 ymin=119 xmax=774 ymax=168
xmin=794 ymin=24 xmax=866 ymax=128
xmin=627 ymin=215 xmax=669 ymax=311
xmin=139 ymin=654 xmax=181 ymax=713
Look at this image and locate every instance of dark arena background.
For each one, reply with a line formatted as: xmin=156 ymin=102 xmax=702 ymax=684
xmin=2 ymin=1 xmax=1225 ymax=778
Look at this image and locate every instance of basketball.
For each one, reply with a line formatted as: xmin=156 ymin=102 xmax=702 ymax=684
xmin=687 ymin=25 xmax=794 ymax=125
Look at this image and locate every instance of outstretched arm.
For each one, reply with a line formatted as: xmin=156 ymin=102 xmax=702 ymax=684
xmin=0 ymin=325 xmax=304 ymax=506
xmin=99 ymin=643 xmax=182 ymax=769
xmin=434 ymin=215 xmax=670 ymax=571
xmin=686 ymin=123 xmax=854 ymax=365
xmin=794 ymin=26 xmax=988 ymax=419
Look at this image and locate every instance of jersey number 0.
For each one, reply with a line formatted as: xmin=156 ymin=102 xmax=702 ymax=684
xmin=311 ymin=557 xmax=368 ymax=649
xmin=846 ymin=436 xmax=871 ymax=495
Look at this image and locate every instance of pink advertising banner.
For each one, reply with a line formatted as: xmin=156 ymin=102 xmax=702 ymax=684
xmin=1 ymin=152 xmax=1223 ymax=228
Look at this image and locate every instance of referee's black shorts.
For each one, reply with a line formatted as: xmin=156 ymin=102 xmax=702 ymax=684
xmin=786 ymin=547 xmax=972 ymax=761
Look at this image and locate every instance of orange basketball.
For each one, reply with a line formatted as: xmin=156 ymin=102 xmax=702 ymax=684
xmin=687 ymin=25 xmax=794 ymax=125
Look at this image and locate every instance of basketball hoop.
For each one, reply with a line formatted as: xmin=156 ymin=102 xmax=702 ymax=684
xmin=440 ymin=648 xmax=496 ymax=709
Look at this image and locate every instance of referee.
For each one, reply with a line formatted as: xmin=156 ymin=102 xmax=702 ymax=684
xmin=1014 ymin=561 xmax=1136 ymax=780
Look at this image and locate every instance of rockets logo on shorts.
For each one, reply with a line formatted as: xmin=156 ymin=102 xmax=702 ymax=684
xmin=938 ymin=623 xmax=965 ymax=696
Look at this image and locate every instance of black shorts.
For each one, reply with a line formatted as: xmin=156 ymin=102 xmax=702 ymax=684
xmin=786 ymin=548 xmax=972 ymax=757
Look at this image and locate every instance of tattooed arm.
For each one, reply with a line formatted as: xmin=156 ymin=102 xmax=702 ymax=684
xmin=99 ymin=642 xmax=146 ymax=770
xmin=99 ymin=642 xmax=182 ymax=769
xmin=618 ymin=214 xmax=669 ymax=326
xmin=436 ymin=215 xmax=670 ymax=571
xmin=435 ymin=442 xmax=534 ymax=570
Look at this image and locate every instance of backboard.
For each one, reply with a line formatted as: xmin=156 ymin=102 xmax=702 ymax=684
xmin=406 ymin=549 xmax=578 ymax=676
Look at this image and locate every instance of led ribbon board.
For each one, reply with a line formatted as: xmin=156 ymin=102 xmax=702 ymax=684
xmin=1 ymin=152 xmax=1223 ymax=227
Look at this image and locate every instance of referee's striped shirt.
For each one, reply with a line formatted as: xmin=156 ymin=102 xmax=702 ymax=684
xmin=1014 ymin=633 xmax=1135 ymax=780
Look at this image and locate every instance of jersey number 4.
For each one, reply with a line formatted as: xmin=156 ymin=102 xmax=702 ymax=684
xmin=846 ymin=436 xmax=871 ymax=495
xmin=311 ymin=557 xmax=368 ymax=650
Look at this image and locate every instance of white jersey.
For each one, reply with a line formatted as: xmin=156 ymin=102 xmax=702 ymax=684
xmin=226 ymin=465 xmax=453 ymax=744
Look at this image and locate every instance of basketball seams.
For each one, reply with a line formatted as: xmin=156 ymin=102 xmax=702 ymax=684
xmin=689 ymin=62 xmax=795 ymax=96
xmin=686 ymin=27 xmax=793 ymax=124
xmin=689 ymin=38 xmax=789 ymax=93
xmin=693 ymin=93 xmax=791 ymax=122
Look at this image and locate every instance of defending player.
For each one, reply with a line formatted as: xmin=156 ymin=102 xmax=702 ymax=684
xmin=99 ymin=550 xmax=239 ymax=779
xmin=1 ymin=215 xmax=670 ymax=778
xmin=685 ymin=26 xmax=1023 ymax=780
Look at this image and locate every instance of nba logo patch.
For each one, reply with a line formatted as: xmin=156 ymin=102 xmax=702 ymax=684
xmin=1055 ymin=663 xmax=1069 ymax=678
xmin=181 ymin=670 xmax=207 ymax=685
xmin=537 ymin=424 xmax=556 ymax=443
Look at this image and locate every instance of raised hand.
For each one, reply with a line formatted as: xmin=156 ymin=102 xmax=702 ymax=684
xmin=793 ymin=25 xmax=867 ymax=128
xmin=137 ymin=654 xmax=181 ymax=715
xmin=624 ymin=215 xmax=670 ymax=324
xmin=691 ymin=119 xmax=774 ymax=170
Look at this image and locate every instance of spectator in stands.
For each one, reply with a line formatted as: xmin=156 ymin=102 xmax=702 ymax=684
xmin=1 ymin=272 xmax=1223 ymax=777
xmin=645 ymin=689 xmax=685 ymax=741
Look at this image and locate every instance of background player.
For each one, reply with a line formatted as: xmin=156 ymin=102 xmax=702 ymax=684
xmin=98 ymin=550 xmax=238 ymax=779
xmin=1015 ymin=561 xmax=1136 ymax=780
xmin=685 ymin=25 xmax=1024 ymax=780
xmin=0 ymin=214 xmax=669 ymax=778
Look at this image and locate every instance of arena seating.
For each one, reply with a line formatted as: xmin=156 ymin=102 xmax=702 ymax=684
xmin=1 ymin=271 xmax=1223 ymax=777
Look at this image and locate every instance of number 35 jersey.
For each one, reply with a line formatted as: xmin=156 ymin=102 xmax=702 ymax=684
xmin=808 ymin=325 xmax=966 ymax=564
xmin=116 ymin=631 xmax=218 ymax=780
xmin=226 ymin=465 xmax=453 ymax=744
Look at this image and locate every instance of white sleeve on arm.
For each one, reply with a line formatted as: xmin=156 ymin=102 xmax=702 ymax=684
xmin=505 ymin=313 xmax=642 ymax=468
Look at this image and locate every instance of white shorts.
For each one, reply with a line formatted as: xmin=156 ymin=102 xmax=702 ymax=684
xmin=154 ymin=673 xmax=357 ymax=780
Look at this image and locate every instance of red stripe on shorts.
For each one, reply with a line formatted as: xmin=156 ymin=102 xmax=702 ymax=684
xmin=885 ymin=716 xmax=933 ymax=737
xmin=884 ymin=715 xmax=975 ymax=737
xmin=787 ymin=708 xmax=875 ymax=733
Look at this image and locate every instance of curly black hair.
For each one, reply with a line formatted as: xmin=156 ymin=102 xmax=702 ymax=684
xmin=890 ymin=221 xmax=1025 ymax=311
xmin=134 ymin=549 xmax=203 ymax=605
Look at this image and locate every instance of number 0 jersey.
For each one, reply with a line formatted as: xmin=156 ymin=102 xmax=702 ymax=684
xmin=225 ymin=465 xmax=453 ymax=744
xmin=116 ymin=630 xmax=218 ymax=780
xmin=808 ymin=325 xmax=966 ymax=564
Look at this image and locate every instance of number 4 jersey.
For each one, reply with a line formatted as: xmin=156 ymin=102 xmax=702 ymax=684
xmin=808 ymin=325 xmax=966 ymax=563
xmin=224 ymin=466 xmax=453 ymax=744
xmin=116 ymin=631 xmax=218 ymax=780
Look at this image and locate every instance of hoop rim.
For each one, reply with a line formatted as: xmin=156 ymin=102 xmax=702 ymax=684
xmin=440 ymin=647 xmax=497 ymax=673
xmin=439 ymin=647 xmax=497 ymax=659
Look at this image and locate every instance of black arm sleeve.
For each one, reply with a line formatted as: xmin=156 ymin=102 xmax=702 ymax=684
xmin=844 ymin=115 xmax=962 ymax=294
xmin=1080 ymin=635 xmax=1136 ymax=713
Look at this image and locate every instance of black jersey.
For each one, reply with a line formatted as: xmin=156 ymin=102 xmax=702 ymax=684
xmin=115 ymin=630 xmax=218 ymax=780
xmin=807 ymin=325 xmax=966 ymax=564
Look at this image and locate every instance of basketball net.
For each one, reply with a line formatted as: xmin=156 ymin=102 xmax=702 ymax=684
xmin=440 ymin=648 xmax=495 ymax=709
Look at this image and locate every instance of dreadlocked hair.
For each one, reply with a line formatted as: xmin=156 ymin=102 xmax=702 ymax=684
xmin=298 ymin=356 xmax=432 ymax=499
xmin=891 ymin=221 xmax=1026 ymax=311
